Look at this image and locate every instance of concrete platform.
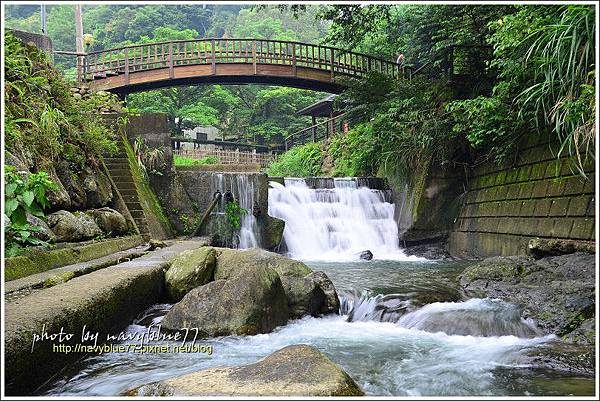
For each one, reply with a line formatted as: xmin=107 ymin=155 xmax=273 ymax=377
xmin=4 ymin=238 xmax=209 ymax=395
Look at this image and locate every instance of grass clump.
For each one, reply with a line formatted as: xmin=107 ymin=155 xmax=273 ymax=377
xmin=174 ymin=155 xmax=220 ymax=166
xmin=266 ymin=142 xmax=323 ymax=177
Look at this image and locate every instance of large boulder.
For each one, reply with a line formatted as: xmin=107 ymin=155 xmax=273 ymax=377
xmin=26 ymin=213 xmax=55 ymax=243
xmin=128 ymin=344 xmax=364 ymax=396
xmin=165 ymin=247 xmax=217 ymax=301
xmin=47 ymin=210 xmax=102 ymax=242
xmin=459 ymin=253 xmax=595 ymax=346
xmin=215 ymin=248 xmax=337 ymax=318
xmin=44 ymin=167 xmax=71 ymax=211
xmin=161 ymin=264 xmax=288 ymax=336
xmin=83 ymin=168 xmax=113 ymax=208
xmin=55 ymin=160 xmax=87 ymax=209
xmin=86 ymin=207 xmax=128 ymax=236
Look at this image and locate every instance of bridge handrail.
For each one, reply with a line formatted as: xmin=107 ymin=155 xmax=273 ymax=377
xmin=76 ymin=38 xmax=411 ymax=83
xmin=83 ymin=38 xmax=409 ymax=69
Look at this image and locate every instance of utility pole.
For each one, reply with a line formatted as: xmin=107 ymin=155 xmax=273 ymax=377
xmin=40 ymin=5 xmax=47 ymax=34
xmin=74 ymin=4 xmax=84 ymax=82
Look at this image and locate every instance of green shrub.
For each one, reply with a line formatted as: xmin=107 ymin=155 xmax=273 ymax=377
xmin=174 ymin=155 xmax=220 ymax=166
xmin=266 ymin=142 xmax=323 ymax=177
xmin=328 ymin=124 xmax=380 ymax=177
xmin=225 ymin=200 xmax=247 ymax=231
xmin=4 ymin=165 xmax=57 ymax=257
xmin=4 ymin=32 xmax=120 ymax=168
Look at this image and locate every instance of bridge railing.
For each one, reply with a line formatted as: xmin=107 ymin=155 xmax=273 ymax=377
xmin=80 ymin=38 xmax=410 ymax=82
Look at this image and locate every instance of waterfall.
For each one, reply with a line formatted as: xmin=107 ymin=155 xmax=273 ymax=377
xmin=268 ymin=177 xmax=418 ymax=261
xmin=210 ymin=173 xmax=260 ymax=249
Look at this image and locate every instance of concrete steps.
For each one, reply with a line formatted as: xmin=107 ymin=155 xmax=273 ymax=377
xmin=104 ymin=141 xmax=151 ymax=239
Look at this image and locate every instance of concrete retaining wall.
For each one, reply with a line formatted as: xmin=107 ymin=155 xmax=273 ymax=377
xmin=449 ymin=135 xmax=595 ymax=258
xmin=8 ymin=29 xmax=53 ymax=56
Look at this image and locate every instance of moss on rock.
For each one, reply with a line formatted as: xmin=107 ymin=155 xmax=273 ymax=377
xmin=165 ymin=247 xmax=217 ymax=301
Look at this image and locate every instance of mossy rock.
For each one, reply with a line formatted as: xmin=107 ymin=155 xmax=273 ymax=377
xmin=165 ymin=247 xmax=217 ymax=301
xmin=214 ymin=248 xmax=335 ymax=318
xmin=161 ymin=264 xmax=288 ymax=337
xmin=128 ymin=344 xmax=364 ymax=396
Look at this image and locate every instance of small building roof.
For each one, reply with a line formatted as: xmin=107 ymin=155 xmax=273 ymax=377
xmin=296 ymin=94 xmax=338 ymax=117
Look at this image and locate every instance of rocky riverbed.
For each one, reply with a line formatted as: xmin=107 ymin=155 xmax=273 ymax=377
xmin=459 ymin=251 xmax=596 ymax=377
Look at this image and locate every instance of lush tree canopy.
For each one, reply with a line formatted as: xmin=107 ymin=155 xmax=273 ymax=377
xmin=6 ymin=4 xmax=595 ymax=173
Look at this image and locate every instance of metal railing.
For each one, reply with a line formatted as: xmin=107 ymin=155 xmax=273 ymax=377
xmin=74 ymin=38 xmax=410 ymax=83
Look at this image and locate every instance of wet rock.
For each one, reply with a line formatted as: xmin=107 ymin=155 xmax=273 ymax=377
xmin=305 ymin=271 xmax=340 ymax=315
xmin=528 ymin=238 xmax=595 ymax=259
xmin=165 ymin=247 xmax=217 ymax=301
xmin=161 ymin=264 xmax=288 ymax=336
xmin=86 ymin=207 xmax=127 ymax=236
xmin=47 ymin=210 xmax=102 ymax=242
xmin=359 ymin=250 xmax=373 ymax=261
xmin=518 ymin=340 xmax=596 ymax=377
xmin=128 ymin=344 xmax=364 ymax=396
xmin=214 ymin=248 xmax=337 ymax=318
xmin=260 ymin=215 xmax=285 ymax=251
xmin=459 ymin=253 xmax=595 ymax=347
xmin=403 ymin=240 xmax=453 ymax=260
xmin=26 ymin=213 xmax=55 ymax=243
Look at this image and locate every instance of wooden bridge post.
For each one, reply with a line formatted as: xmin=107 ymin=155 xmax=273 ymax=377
xmin=330 ymin=48 xmax=335 ymax=81
xmin=252 ymin=40 xmax=257 ymax=75
xmin=211 ymin=39 xmax=216 ymax=75
xmin=292 ymin=43 xmax=297 ymax=77
xmin=124 ymin=48 xmax=130 ymax=84
xmin=168 ymin=43 xmax=174 ymax=79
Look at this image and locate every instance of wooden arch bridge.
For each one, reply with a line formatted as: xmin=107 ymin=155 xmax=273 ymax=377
xmin=74 ymin=38 xmax=410 ymax=95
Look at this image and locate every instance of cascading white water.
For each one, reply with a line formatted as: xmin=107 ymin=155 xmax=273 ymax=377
xmin=235 ymin=174 xmax=260 ymax=249
xmin=268 ymin=177 xmax=420 ymax=261
xmin=210 ymin=173 xmax=259 ymax=249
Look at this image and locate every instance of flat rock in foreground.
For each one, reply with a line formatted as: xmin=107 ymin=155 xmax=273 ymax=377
xmin=128 ymin=344 xmax=364 ymax=396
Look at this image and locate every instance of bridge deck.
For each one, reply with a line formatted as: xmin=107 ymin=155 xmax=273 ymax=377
xmin=78 ymin=38 xmax=409 ymax=94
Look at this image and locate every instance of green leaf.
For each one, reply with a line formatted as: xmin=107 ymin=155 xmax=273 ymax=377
xmin=5 ymin=183 xmax=17 ymax=197
xmin=5 ymin=199 xmax=19 ymax=216
xmin=22 ymin=191 xmax=35 ymax=207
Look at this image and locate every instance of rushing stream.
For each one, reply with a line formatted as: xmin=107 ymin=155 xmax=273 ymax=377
xmin=43 ymin=260 xmax=593 ymax=396
xmin=42 ymin=178 xmax=593 ymax=396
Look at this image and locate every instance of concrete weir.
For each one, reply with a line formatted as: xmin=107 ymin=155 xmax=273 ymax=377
xmin=4 ymin=239 xmax=209 ymax=395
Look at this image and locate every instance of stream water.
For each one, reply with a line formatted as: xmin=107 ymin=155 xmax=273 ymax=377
xmin=42 ymin=178 xmax=594 ymax=396
xmin=43 ymin=259 xmax=594 ymax=396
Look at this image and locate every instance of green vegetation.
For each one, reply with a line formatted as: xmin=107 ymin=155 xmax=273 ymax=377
xmin=266 ymin=143 xmax=323 ymax=177
xmin=5 ymin=32 xmax=120 ymax=168
xmin=6 ymin=4 xmax=595 ymax=180
xmin=174 ymin=155 xmax=220 ymax=166
xmin=4 ymin=166 xmax=57 ymax=257
xmin=224 ymin=201 xmax=247 ymax=231
xmin=6 ymin=5 xmax=327 ymax=148
xmin=315 ymin=4 xmax=595 ymax=178
xmin=133 ymin=136 xmax=166 ymax=176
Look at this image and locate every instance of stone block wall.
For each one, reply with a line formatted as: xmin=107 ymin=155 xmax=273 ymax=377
xmin=449 ymin=135 xmax=595 ymax=258
xmin=8 ymin=29 xmax=53 ymax=55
